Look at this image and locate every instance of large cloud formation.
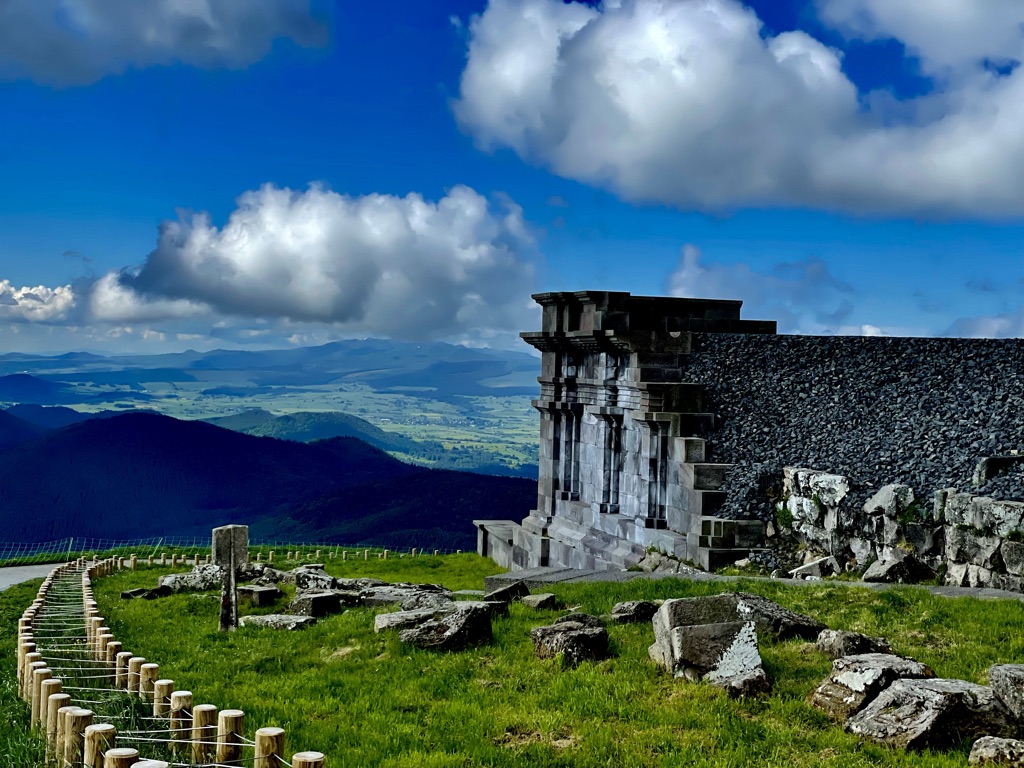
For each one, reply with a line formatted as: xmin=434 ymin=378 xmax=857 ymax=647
xmin=87 ymin=184 xmax=536 ymax=341
xmin=0 ymin=0 xmax=327 ymax=85
xmin=454 ymin=0 xmax=1024 ymax=217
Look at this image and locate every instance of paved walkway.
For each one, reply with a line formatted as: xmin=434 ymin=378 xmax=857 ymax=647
xmin=0 ymin=563 xmax=61 ymax=592
xmin=484 ymin=565 xmax=1024 ymax=602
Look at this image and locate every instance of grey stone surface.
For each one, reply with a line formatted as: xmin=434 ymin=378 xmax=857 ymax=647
xmin=531 ymin=621 xmax=610 ymax=668
xmin=483 ymin=580 xmax=530 ymax=603
xmin=989 ymin=664 xmax=1024 ymax=721
xmin=400 ymin=592 xmax=456 ymax=611
xmin=1003 ymin=541 xmax=1024 ymax=577
xmin=293 ymin=567 xmax=335 ymax=592
xmin=609 ymin=600 xmax=659 ymax=623
xmin=290 ymin=591 xmax=343 ymax=618
xmin=361 ymin=583 xmax=451 ymax=607
xmin=789 ymin=556 xmax=840 ymax=579
xmin=969 ymin=736 xmax=1024 ymax=766
xmin=664 ymin=620 xmax=768 ymax=697
xmin=522 ymin=593 xmax=558 ymax=610
xmin=239 ymin=614 xmax=316 ymax=630
xmin=238 ymin=585 xmax=282 ymax=607
xmin=809 ymin=653 xmax=934 ymax=721
xmin=555 ymin=612 xmax=604 ymax=629
xmin=815 ymin=629 xmax=893 ymax=659
xmin=862 ymin=558 xmax=910 ymax=583
xmin=212 ymin=524 xmax=248 ymax=568
xmin=846 ymin=678 xmax=1016 ymax=751
xmin=374 ymin=609 xmax=438 ymax=633
xmin=158 ymin=564 xmax=222 ymax=592
xmin=398 ymin=603 xmax=492 ymax=651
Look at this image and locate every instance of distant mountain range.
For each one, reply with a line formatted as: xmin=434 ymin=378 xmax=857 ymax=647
xmin=0 ymin=339 xmax=539 ymax=400
xmin=0 ymin=411 xmax=534 ymax=549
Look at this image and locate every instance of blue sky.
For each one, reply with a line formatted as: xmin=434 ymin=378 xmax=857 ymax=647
xmin=1 ymin=0 xmax=1022 ymax=353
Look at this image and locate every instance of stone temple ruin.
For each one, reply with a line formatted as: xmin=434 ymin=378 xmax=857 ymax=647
xmin=476 ymin=290 xmax=1024 ymax=591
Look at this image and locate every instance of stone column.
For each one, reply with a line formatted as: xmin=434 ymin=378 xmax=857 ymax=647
xmin=213 ymin=525 xmax=249 ymax=632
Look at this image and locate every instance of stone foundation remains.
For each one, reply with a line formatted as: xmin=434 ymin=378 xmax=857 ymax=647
xmin=476 ymin=290 xmax=1024 ymax=590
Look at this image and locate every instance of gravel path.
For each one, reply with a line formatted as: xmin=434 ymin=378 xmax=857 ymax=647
xmin=0 ymin=563 xmax=61 ymax=592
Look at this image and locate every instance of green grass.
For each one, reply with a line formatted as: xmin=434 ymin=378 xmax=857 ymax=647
xmin=8 ymin=558 xmax=1024 ymax=766
xmin=0 ymin=581 xmax=47 ymax=767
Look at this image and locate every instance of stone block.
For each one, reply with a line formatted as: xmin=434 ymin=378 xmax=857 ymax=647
xmin=945 ymin=526 xmax=1003 ymax=569
xmin=398 ymin=603 xmax=492 ymax=651
xmin=609 ymin=600 xmax=659 ymax=624
xmin=1003 ymin=540 xmax=1024 ymax=577
xmin=374 ymin=609 xmax=437 ymax=633
xmin=290 ymin=591 xmax=342 ymax=618
xmin=846 ymin=678 xmax=1015 ymax=751
xmin=522 ymin=593 xmax=558 ymax=610
xmin=970 ymin=737 xmax=1024 ymax=766
xmin=238 ymin=585 xmax=282 ymax=607
xmin=293 ymin=567 xmax=335 ymax=592
xmin=809 ymin=653 xmax=933 ymax=721
xmin=531 ymin=621 xmax=610 ymax=668
xmin=815 ymin=630 xmax=893 ymax=659
xmin=667 ymin=621 xmax=770 ymax=697
xmin=863 ymin=485 xmax=915 ymax=519
xmin=989 ymin=664 xmax=1024 ymax=721
xmin=239 ymin=614 xmax=315 ymax=630
xmin=212 ymin=524 xmax=248 ymax=567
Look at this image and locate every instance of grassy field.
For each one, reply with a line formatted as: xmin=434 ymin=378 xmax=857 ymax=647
xmin=7 ymin=557 xmax=1024 ymax=766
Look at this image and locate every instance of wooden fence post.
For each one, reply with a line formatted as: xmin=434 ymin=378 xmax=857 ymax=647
xmin=130 ymin=554 xmax=137 ymax=571
xmin=216 ymin=709 xmax=245 ymax=765
xmin=22 ymin=654 xmax=43 ymax=701
xmin=46 ymin=693 xmax=70 ymax=760
xmin=255 ymin=727 xmax=286 ymax=767
xmin=292 ymin=751 xmax=326 ymax=767
xmin=140 ymin=663 xmax=159 ymax=701
xmin=115 ymin=652 xmax=133 ymax=689
xmin=127 ymin=657 xmax=146 ymax=695
xmin=103 ymin=747 xmax=140 ymax=767
xmin=55 ymin=704 xmax=76 ymax=763
xmin=192 ymin=704 xmax=218 ymax=763
xmin=63 ymin=707 xmax=93 ymax=767
xmin=153 ymin=679 xmax=174 ymax=718
xmin=38 ymin=678 xmax=60 ymax=729
xmin=83 ymin=722 xmax=116 ymax=767
xmin=169 ymin=690 xmax=192 ymax=753
xmin=30 ymin=666 xmax=51 ymax=726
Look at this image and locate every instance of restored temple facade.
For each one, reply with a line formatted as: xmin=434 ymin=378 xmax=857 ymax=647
xmin=475 ymin=291 xmax=774 ymax=572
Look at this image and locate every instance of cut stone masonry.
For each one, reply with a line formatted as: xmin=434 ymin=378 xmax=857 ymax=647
xmin=476 ymin=290 xmax=775 ymax=572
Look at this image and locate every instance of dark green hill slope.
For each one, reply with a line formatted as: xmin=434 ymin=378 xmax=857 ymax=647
xmin=0 ymin=412 xmax=533 ymax=548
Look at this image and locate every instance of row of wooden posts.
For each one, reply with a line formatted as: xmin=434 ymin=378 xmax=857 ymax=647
xmin=17 ymin=557 xmax=326 ymax=767
xmin=103 ymin=546 xmax=458 ymax=570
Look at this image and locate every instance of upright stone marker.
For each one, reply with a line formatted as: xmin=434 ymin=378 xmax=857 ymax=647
xmin=213 ymin=525 xmax=249 ymax=632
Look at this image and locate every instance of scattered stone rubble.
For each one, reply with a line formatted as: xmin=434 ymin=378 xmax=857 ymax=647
xmin=531 ymin=615 xmax=610 ymax=668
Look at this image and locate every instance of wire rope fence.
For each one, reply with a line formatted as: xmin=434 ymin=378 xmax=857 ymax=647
xmin=17 ymin=557 xmax=328 ymax=767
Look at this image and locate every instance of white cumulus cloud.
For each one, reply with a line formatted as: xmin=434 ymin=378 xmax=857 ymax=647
xmin=454 ymin=0 xmax=1024 ymax=217
xmin=0 ymin=280 xmax=75 ymax=322
xmin=99 ymin=183 xmax=536 ymax=340
xmin=0 ymin=0 xmax=327 ymax=85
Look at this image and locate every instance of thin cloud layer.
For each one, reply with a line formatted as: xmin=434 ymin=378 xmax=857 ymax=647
xmin=454 ymin=0 xmax=1024 ymax=217
xmin=0 ymin=0 xmax=327 ymax=85
xmin=668 ymin=244 xmax=856 ymax=334
xmin=90 ymin=184 xmax=536 ymax=341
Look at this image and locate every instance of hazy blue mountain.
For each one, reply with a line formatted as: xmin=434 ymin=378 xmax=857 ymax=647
xmin=0 ymin=410 xmax=45 ymax=451
xmin=0 ymin=412 xmax=534 ymax=548
xmin=3 ymin=405 xmax=130 ymax=430
xmin=0 ymin=374 xmax=76 ymax=405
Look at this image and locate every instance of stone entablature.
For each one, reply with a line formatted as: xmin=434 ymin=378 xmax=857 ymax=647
xmin=476 ymin=291 xmax=775 ymax=572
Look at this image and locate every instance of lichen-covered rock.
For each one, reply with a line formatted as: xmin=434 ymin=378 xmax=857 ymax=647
xmin=609 ymin=600 xmax=659 ymax=623
xmin=1002 ymin=541 xmax=1024 ymax=578
xmin=398 ymin=603 xmax=492 ymax=651
xmin=989 ymin=664 xmax=1024 ymax=720
xmin=292 ymin=567 xmax=335 ymax=592
xmin=815 ymin=630 xmax=893 ymax=659
xmin=400 ymin=591 xmax=456 ymax=612
xmin=846 ymin=678 xmax=1016 ymax=751
xmin=969 ymin=736 xmax=1024 ymax=765
xmin=157 ymin=564 xmax=222 ymax=592
xmin=361 ymin=583 xmax=452 ymax=607
xmin=664 ymin=620 xmax=769 ymax=697
xmin=809 ymin=653 xmax=934 ymax=721
xmin=531 ymin=621 xmax=609 ymax=668
xmin=945 ymin=527 xmax=1003 ymax=570
xmin=522 ymin=593 xmax=558 ymax=610
xmin=863 ymin=485 xmax=915 ymax=519
xmin=862 ymin=558 xmax=909 ymax=583
xmin=239 ymin=614 xmax=316 ymax=630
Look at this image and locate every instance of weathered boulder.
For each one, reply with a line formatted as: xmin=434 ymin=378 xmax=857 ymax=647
xmin=531 ymin=620 xmax=610 ymax=669
xmin=239 ymin=614 xmax=316 ymax=630
xmin=400 ymin=592 xmax=456 ymax=612
xmin=237 ymin=562 xmax=271 ymax=582
xmin=336 ymin=577 xmax=388 ymax=589
xmin=290 ymin=591 xmax=343 ymax=618
xmin=157 ymin=564 xmax=222 ymax=592
xmin=946 ymin=527 xmax=1003 ymax=570
xmin=863 ymin=485 xmax=915 ymax=519
xmin=653 ymin=593 xmax=824 ymax=649
xmin=809 ymin=653 xmax=934 ymax=721
xmin=331 ymin=589 xmax=364 ymax=607
xmin=969 ymin=736 xmax=1024 ymax=766
xmin=398 ymin=603 xmax=492 ymax=651
xmin=374 ymin=609 xmax=437 ymax=633
xmin=815 ymin=630 xmax=893 ymax=659
xmin=483 ymin=580 xmax=530 ymax=604
xmin=846 ymin=678 xmax=1016 ymax=750
xmin=292 ymin=567 xmax=335 ymax=592
xmin=862 ymin=558 xmax=907 ymax=583
xmin=361 ymin=583 xmax=451 ymax=607
xmin=989 ymin=664 xmax=1024 ymax=720
xmin=660 ymin=620 xmax=769 ymax=697
xmin=556 ymin=613 xmax=605 ymax=629
xmin=1003 ymin=541 xmax=1024 ymax=578
xmin=609 ymin=600 xmax=659 ymax=624
xmin=522 ymin=593 xmax=558 ymax=610
xmin=238 ymin=585 xmax=282 ymax=607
